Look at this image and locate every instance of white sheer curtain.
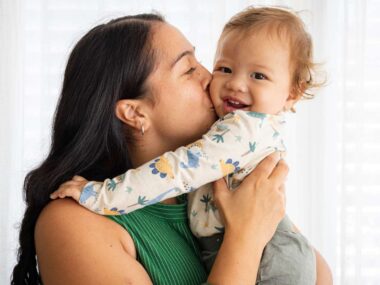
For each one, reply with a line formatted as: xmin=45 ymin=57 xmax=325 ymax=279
xmin=0 ymin=0 xmax=26 ymax=283
xmin=1 ymin=0 xmax=379 ymax=284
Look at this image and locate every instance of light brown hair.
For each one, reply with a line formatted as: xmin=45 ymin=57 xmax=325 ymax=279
xmin=220 ymin=6 xmax=324 ymax=99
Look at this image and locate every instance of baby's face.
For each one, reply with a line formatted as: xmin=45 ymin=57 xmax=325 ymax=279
xmin=210 ymin=29 xmax=295 ymax=116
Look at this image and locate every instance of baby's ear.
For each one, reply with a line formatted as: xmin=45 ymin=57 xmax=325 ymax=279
xmin=284 ymin=94 xmax=300 ymax=112
xmin=284 ymin=82 xmax=306 ymax=112
xmin=293 ymin=80 xmax=308 ymax=98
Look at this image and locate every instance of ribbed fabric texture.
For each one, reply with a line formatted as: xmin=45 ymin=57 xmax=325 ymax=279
xmin=108 ymin=196 xmax=207 ymax=285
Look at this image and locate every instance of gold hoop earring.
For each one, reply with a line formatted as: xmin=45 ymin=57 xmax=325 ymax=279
xmin=139 ymin=120 xmax=145 ymax=136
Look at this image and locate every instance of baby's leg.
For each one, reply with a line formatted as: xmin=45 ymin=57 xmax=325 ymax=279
xmin=257 ymin=215 xmax=317 ymax=285
xmin=196 ymin=215 xmax=319 ymax=284
xmin=198 ymin=233 xmax=224 ymax=273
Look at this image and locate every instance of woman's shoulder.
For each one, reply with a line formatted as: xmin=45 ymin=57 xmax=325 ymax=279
xmin=36 ymin=198 xmax=115 ymax=235
xmin=37 ymin=198 xmax=93 ymax=223
xmin=37 ymin=198 xmax=106 ymax=226
xmin=36 ymin=198 xmax=136 ymax=256
xmin=35 ymin=199 xmax=146 ymax=284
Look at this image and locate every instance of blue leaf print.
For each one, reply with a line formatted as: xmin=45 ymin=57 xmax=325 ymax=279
xmin=180 ymin=150 xmax=201 ymax=169
xmin=242 ymin=141 xmax=256 ymax=157
xmin=79 ymin=183 xmax=98 ymax=204
xmin=212 ymin=134 xmax=224 ymax=143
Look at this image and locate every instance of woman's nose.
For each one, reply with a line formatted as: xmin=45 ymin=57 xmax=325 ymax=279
xmin=225 ymin=76 xmax=248 ymax=93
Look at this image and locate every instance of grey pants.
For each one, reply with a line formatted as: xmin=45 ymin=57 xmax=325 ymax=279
xmin=198 ymin=215 xmax=316 ymax=285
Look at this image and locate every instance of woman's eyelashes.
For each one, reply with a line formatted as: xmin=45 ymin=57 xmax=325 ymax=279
xmin=184 ymin=66 xmax=197 ymax=75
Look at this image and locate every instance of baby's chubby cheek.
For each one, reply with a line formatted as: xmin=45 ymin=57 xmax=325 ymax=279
xmin=209 ymin=78 xmax=225 ymax=118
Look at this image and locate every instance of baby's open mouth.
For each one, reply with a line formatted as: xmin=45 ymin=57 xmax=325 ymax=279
xmin=223 ymin=98 xmax=250 ymax=112
xmin=226 ymin=99 xmax=249 ymax=109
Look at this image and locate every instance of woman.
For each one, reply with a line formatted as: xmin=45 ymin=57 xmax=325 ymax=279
xmin=12 ymin=14 xmax=288 ymax=284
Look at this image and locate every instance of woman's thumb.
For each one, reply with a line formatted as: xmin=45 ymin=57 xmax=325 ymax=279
xmin=212 ymin=178 xmax=230 ymax=203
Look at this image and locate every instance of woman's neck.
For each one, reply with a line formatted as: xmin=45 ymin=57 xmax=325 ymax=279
xmin=128 ymin=144 xmax=170 ymax=168
xmin=127 ymin=138 xmax=181 ymax=205
xmin=128 ymin=132 xmax=184 ymax=167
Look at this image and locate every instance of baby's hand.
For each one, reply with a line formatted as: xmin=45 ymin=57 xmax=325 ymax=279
xmin=50 ymin=175 xmax=88 ymax=202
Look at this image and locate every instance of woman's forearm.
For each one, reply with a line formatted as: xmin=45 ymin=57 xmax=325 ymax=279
xmin=207 ymin=230 xmax=266 ymax=284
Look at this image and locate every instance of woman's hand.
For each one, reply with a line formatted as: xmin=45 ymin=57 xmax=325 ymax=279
xmin=213 ymin=151 xmax=287 ymax=246
xmin=208 ymin=152 xmax=288 ymax=285
xmin=50 ymin=175 xmax=88 ymax=202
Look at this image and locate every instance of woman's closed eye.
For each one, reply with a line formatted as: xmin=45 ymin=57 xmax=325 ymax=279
xmin=185 ymin=66 xmax=197 ymax=75
xmin=250 ymin=72 xmax=267 ymax=80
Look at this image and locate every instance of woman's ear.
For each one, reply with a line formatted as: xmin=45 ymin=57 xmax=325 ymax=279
xmin=115 ymin=99 xmax=151 ymax=134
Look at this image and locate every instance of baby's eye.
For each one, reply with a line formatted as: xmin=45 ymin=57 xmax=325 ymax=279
xmin=215 ymin=66 xmax=232 ymax=73
xmin=250 ymin=72 xmax=267 ymax=80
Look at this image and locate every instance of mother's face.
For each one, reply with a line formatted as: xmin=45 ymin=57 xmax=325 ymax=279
xmin=146 ymin=23 xmax=217 ymax=148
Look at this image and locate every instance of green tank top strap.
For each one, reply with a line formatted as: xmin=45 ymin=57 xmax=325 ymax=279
xmin=108 ymin=195 xmax=207 ymax=285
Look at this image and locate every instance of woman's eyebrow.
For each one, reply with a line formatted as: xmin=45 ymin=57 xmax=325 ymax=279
xmin=171 ymin=47 xmax=196 ymax=68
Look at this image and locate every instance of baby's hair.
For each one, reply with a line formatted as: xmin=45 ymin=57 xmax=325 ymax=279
xmin=221 ymin=6 xmax=324 ymax=100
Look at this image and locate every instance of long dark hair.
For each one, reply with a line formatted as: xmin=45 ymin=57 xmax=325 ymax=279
xmin=11 ymin=13 xmax=164 ymax=284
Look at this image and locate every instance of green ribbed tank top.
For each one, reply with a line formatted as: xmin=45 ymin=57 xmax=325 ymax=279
xmin=107 ymin=196 xmax=207 ymax=285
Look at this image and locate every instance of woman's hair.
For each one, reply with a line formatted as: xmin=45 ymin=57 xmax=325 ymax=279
xmin=11 ymin=13 xmax=164 ymax=284
xmin=220 ymin=6 xmax=324 ymax=99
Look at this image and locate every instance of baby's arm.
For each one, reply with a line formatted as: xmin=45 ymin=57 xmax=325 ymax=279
xmin=51 ymin=110 xmax=285 ymax=215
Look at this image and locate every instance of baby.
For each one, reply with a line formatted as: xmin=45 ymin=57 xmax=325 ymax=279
xmin=51 ymin=7 xmax=321 ymax=284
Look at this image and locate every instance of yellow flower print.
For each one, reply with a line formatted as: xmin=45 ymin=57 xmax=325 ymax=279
xmin=149 ymin=156 xmax=174 ymax=179
xmin=219 ymin=159 xmax=241 ymax=176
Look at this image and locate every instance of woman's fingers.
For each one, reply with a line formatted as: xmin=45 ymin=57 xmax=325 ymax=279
xmin=212 ymin=178 xmax=230 ymax=204
xmin=251 ymin=152 xmax=281 ymax=180
xmin=268 ymin=159 xmax=289 ymax=186
xmin=212 ymin=178 xmax=230 ymax=225
xmin=279 ymin=184 xmax=286 ymax=207
xmin=241 ymin=152 xmax=281 ymax=187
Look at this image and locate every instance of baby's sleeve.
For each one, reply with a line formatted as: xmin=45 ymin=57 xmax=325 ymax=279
xmin=79 ymin=110 xmax=286 ymax=215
